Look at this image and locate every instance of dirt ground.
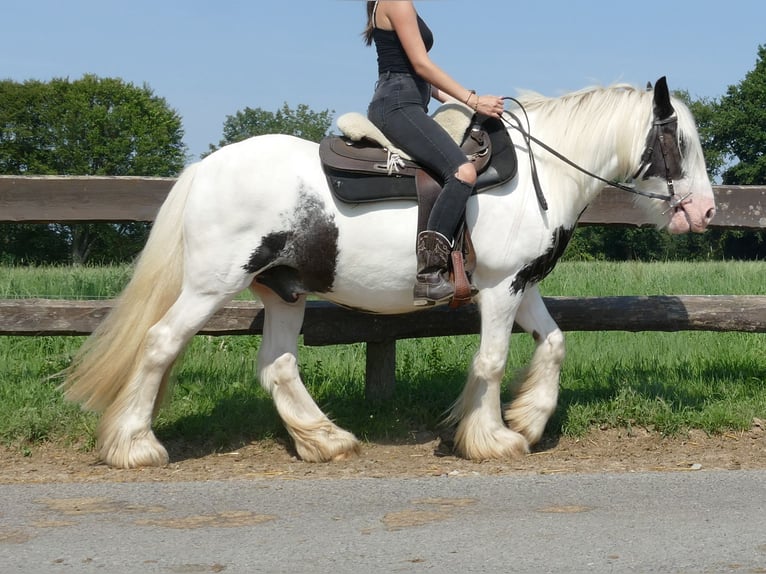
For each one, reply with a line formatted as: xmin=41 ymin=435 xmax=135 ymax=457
xmin=1 ymin=420 xmax=764 ymax=484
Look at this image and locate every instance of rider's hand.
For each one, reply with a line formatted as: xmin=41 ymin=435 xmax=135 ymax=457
xmin=475 ymin=95 xmax=505 ymax=118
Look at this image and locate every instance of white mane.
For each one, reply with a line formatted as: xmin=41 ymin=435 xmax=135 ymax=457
xmin=508 ymin=83 xmax=705 ymax=190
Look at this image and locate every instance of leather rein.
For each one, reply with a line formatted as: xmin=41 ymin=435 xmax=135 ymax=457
xmin=499 ymin=96 xmax=687 ymax=213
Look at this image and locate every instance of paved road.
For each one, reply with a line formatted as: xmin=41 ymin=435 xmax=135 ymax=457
xmin=1 ymin=470 xmax=765 ymax=573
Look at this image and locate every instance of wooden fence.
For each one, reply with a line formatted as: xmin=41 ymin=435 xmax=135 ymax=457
xmin=1 ymin=176 xmax=765 ymax=399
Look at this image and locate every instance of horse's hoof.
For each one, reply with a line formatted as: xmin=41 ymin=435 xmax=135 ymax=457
xmin=99 ymin=431 xmax=169 ymax=469
xmin=292 ymin=425 xmax=361 ymax=463
xmin=329 ymin=443 xmax=361 ymax=462
xmin=454 ymin=423 xmax=529 ymax=461
xmin=503 ymin=403 xmax=550 ymax=447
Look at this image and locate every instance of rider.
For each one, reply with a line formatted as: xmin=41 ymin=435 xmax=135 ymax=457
xmin=364 ymin=0 xmax=505 ymax=305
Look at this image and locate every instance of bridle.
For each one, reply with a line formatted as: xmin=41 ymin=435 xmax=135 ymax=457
xmin=499 ymin=96 xmax=688 ymax=212
xmin=631 ymin=112 xmax=690 ymax=212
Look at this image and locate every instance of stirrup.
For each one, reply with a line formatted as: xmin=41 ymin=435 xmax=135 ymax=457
xmin=413 ymin=292 xmax=454 ymax=307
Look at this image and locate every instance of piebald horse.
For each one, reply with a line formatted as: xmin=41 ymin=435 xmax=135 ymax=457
xmin=63 ymin=77 xmax=716 ymax=468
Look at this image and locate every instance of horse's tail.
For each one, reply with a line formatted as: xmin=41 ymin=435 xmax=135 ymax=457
xmin=62 ymin=163 xmax=198 ymax=412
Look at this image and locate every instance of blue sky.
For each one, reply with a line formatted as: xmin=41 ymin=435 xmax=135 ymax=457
xmin=3 ymin=1 xmax=764 ymax=161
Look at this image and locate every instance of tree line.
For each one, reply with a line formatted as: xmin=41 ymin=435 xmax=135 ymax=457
xmin=2 ymin=46 xmax=765 ymax=265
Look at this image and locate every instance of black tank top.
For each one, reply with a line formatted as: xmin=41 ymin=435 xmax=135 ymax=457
xmin=372 ymin=8 xmax=433 ymax=75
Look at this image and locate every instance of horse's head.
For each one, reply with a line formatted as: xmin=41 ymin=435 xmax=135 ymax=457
xmin=632 ymin=77 xmax=716 ymax=234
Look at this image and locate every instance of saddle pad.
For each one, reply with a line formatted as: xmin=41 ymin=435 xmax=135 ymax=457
xmin=336 ymin=104 xmax=474 ymax=157
xmin=336 ymin=112 xmax=413 ymax=160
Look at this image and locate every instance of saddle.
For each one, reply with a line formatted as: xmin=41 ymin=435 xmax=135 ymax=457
xmin=318 ymin=105 xmax=517 ymax=307
xmin=319 ymin=107 xmax=516 ymax=203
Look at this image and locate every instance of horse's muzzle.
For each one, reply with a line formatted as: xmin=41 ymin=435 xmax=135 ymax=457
xmin=668 ymin=194 xmax=716 ymax=234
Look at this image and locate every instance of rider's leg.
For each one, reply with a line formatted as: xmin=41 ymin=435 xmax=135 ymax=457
xmin=367 ymin=74 xmax=475 ymax=304
xmin=426 ymin=161 xmax=476 ymax=239
xmin=414 ymin=161 xmax=477 ymax=304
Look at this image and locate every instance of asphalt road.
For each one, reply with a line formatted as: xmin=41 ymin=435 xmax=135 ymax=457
xmin=1 ymin=470 xmax=765 ymax=573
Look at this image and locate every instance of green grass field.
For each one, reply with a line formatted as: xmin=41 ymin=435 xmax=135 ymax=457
xmin=0 ymin=261 xmax=764 ymax=455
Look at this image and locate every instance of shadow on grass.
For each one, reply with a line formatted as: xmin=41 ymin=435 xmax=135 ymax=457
xmin=155 ymin=387 xmax=288 ymax=461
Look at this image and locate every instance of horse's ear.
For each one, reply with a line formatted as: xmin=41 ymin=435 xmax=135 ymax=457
xmin=653 ymin=76 xmax=674 ymax=119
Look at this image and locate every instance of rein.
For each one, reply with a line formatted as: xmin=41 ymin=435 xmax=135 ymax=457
xmin=499 ymin=96 xmax=683 ymax=212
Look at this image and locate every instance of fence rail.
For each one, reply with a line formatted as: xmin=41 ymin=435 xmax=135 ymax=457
xmin=1 ymin=296 xmax=765 ymax=338
xmin=1 ymin=177 xmax=764 ymax=399
xmin=1 ymin=175 xmax=764 ymax=228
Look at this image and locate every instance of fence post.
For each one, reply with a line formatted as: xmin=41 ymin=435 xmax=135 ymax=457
xmin=365 ymin=339 xmax=397 ymax=401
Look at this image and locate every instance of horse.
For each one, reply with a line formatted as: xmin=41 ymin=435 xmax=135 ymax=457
xmin=62 ymin=77 xmax=716 ymax=468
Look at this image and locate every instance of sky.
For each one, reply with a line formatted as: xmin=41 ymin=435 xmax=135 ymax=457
xmin=2 ymin=0 xmax=764 ymax=162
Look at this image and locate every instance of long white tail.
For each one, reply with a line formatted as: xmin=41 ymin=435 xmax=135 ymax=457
xmin=62 ymin=164 xmax=198 ymax=412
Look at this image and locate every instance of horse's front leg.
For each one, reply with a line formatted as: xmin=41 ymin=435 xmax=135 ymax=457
xmin=253 ymin=285 xmax=360 ymax=462
xmin=448 ymin=286 xmax=529 ymax=460
xmin=503 ymin=284 xmax=565 ymax=446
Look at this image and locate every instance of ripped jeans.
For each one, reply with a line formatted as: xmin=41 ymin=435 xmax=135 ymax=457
xmin=367 ymin=72 xmax=472 ymax=240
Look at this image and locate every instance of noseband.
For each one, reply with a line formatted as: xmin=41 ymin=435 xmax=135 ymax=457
xmin=501 ymin=97 xmax=688 ymax=211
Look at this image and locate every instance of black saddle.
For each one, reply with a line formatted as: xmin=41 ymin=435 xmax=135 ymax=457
xmin=319 ymin=115 xmax=517 ymax=204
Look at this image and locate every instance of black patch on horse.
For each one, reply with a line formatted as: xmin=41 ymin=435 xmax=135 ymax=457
xmin=244 ymin=189 xmax=339 ymax=302
xmin=510 ymin=225 xmax=575 ymax=296
xmin=246 ymin=232 xmax=290 ymax=271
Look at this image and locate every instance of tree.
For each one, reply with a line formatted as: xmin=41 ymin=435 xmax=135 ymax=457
xmin=703 ymin=45 xmax=766 ymax=259
xmin=673 ymin=90 xmax=725 ymax=179
xmin=0 ymin=75 xmax=187 ymax=264
xmin=205 ymin=102 xmax=333 ymax=156
xmin=711 ymin=45 xmax=766 ymax=185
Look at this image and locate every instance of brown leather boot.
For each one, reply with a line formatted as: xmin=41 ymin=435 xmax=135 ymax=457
xmin=413 ymin=230 xmax=454 ymax=306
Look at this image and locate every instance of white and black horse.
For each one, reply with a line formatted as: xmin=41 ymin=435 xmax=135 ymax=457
xmin=63 ymin=77 xmax=716 ymax=468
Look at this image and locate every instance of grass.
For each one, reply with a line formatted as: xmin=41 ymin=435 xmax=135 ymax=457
xmin=0 ymin=261 xmax=764 ymax=455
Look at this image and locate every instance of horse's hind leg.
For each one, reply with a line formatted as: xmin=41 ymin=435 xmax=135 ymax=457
xmin=503 ymin=285 xmax=565 ymax=446
xmin=98 ymin=289 xmax=239 ymax=468
xmin=252 ymin=284 xmax=360 ymax=462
